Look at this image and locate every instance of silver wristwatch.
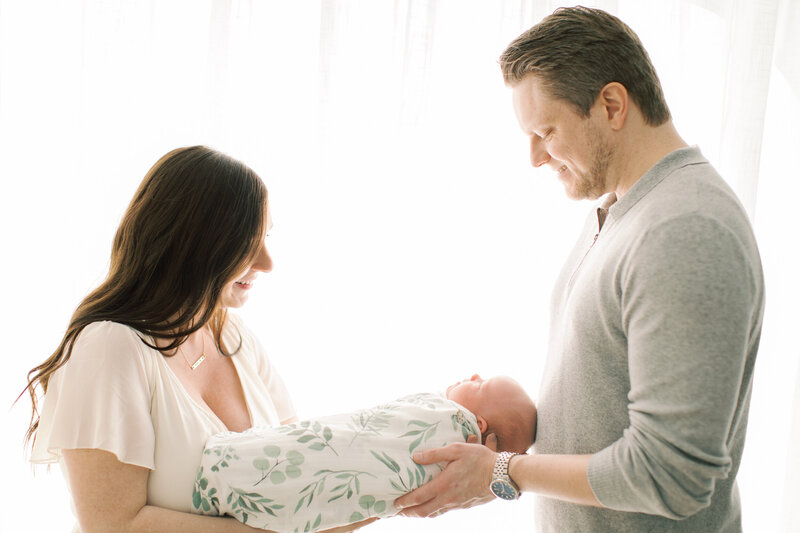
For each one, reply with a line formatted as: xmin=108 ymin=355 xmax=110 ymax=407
xmin=489 ymin=451 xmax=521 ymax=500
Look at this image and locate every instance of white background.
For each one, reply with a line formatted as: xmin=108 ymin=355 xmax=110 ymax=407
xmin=1 ymin=1 xmax=799 ymax=532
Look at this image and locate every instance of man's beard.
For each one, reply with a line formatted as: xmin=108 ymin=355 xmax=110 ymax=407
xmin=566 ymin=124 xmax=614 ymax=201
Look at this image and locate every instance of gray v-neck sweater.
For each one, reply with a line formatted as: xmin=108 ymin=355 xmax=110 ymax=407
xmin=534 ymin=147 xmax=764 ymax=532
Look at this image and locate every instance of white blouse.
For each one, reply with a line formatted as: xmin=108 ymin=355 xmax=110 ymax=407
xmin=31 ymin=315 xmax=295 ymax=529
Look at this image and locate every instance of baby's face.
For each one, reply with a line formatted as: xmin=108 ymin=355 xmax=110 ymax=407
xmin=446 ymin=375 xmax=522 ymax=415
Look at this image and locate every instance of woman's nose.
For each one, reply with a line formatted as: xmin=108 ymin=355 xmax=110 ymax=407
xmin=251 ymin=242 xmax=273 ymax=273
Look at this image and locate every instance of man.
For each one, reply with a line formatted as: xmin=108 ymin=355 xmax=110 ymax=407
xmin=395 ymin=7 xmax=764 ymax=532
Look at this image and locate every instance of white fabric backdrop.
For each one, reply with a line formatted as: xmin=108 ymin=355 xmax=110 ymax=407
xmin=1 ymin=1 xmax=797 ymax=531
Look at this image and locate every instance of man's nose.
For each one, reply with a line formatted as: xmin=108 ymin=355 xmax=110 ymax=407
xmin=530 ymin=136 xmax=551 ymax=168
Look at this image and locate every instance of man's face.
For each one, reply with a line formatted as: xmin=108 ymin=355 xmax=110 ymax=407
xmin=511 ymin=75 xmax=615 ymax=200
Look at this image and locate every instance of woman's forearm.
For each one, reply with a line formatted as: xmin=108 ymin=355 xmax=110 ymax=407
xmin=128 ymin=505 xmax=266 ymax=533
xmin=63 ymin=449 xmax=265 ymax=533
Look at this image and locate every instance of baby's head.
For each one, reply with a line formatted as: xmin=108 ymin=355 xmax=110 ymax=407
xmin=446 ymin=375 xmax=536 ymax=454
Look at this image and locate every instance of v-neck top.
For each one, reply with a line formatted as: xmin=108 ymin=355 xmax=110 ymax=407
xmin=31 ymin=315 xmax=295 ymax=525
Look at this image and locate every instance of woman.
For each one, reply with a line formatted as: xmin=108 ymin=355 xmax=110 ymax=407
xmin=23 ymin=146 xmax=371 ymax=532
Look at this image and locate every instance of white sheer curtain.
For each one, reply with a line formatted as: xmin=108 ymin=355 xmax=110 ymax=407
xmin=1 ymin=1 xmax=797 ymax=532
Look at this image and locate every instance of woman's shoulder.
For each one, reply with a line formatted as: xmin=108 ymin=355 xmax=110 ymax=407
xmin=76 ymin=320 xmax=145 ymax=346
xmin=71 ymin=321 xmax=151 ymax=366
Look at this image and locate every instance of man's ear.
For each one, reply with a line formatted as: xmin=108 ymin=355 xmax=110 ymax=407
xmin=596 ymin=82 xmax=628 ymax=130
xmin=476 ymin=415 xmax=489 ymax=435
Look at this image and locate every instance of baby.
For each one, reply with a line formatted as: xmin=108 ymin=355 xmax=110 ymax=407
xmin=192 ymin=375 xmax=536 ymax=532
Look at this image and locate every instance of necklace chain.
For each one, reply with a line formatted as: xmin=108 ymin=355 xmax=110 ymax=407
xmin=179 ymin=329 xmax=207 ymax=371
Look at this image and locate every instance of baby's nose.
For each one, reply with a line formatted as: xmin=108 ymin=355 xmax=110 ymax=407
xmin=470 ymin=374 xmax=482 ymax=382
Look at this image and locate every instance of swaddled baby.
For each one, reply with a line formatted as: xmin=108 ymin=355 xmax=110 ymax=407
xmin=192 ymin=375 xmax=536 ymax=532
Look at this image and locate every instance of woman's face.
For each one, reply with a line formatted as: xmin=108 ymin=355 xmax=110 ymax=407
xmin=219 ymin=214 xmax=273 ymax=309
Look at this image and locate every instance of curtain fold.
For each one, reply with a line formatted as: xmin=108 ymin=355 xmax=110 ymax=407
xmin=718 ymin=0 xmax=779 ymax=220
xmin=785 ymin=356 xmax=800 ymax=532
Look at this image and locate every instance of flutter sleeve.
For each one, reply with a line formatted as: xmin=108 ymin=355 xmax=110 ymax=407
xmin=31 ymin=321 xmax=156 ymax=469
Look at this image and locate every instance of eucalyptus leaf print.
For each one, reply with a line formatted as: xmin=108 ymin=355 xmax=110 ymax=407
xmin=370 ymin=450 xmax=423 ymax=494
xmin=252 ymin=446 xmax=306 ymax=486
xmin=451 ymin=409 xmax=479 ymax=441
xmin=347 ymin=404 xmax=398 ymax=444
xmin=278 ymin=420 xmax=339 ymax=455
xmin=194 ymin=392 xmax=481 ymax=531
xmin=203 ymin=444 xmax=239 ymax=473
xmin=352 ymin=495 xmax=388 ymax=519
xmin=228 ymin=487 xmax=285 ymax=525
xmin=192 ymin=466 xmax=220 ymax=514
xmin=292 ymin=513 xmax=323 ymax=533
xmin=294 ymin=469 xmax=376 ymax=512
xmin=399 ymin=420 xmax=440 ymax=454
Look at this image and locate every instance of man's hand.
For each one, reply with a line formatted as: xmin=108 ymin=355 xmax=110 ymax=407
xmin=394 ymin=434 xmax=498 ymax=518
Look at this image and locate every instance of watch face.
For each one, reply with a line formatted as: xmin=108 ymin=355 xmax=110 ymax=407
xmin=491 ymin=480 xmax=518 ymax=500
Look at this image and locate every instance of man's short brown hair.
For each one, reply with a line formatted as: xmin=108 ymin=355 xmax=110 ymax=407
xmin=499 ymin=6 xmax=671 ymax=126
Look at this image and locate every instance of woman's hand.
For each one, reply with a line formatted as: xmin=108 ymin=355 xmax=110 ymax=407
xmin=394 ymin=434 xmax=498 ymax=518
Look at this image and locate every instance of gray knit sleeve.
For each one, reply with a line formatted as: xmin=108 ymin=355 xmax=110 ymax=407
xmin=587 ymin=212 xmax=762 ymax=519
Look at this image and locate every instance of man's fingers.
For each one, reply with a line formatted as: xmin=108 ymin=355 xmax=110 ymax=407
xmin=467 ymin=432 xmax=497 ymax=451
xmin=397 ymin=498 xmax=450 ymax=518
xmin=410 ymin=442 xmax=465 ymax=466
xmin=394 ymin=475 xmax=444 ymax=510
xmin=397 ymin=440 xmax=496 ymax=519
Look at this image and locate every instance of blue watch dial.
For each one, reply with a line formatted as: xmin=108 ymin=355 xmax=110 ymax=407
xmin=491 ymin=480 xmax=517 ymax=500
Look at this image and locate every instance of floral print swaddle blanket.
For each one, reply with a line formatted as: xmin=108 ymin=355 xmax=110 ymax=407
xmin=193 ymin=392 xmax=480 ymax=532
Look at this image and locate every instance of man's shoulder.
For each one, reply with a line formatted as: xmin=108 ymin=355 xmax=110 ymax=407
xmin=631 ymin=160 xmax=751 ymax=235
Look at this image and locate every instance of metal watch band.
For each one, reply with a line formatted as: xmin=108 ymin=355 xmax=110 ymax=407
xmin=493 ymin=451 xmax=519 ymax=484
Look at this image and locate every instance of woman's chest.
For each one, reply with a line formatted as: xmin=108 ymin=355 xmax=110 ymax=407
xmin=165 ymin=353 xmax=252 ymax=432
xmin=137 ymin=325 xmax=285 ymax=513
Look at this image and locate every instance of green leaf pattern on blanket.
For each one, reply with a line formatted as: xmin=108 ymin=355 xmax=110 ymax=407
xmin=193 ymin=393 xmax=479 ymax=532
xmin=193 ymin=466 xmax=219 ymax=514
xmin=347 ymin=404 xmax=398 ymax=445
xmin=228 ymin=486 xmax=286 ymax=524
xmin=253 ymin=445 xmax=306 ymax=486
xmin=451 ymin=409 xmax=476 ymax=441
xmin=399 ymin=419 xmax=440 ymax=454
xmin=206 ymin=444 xmax=239 ymax=473
xmin=293 ymin=513 xmax=322 ymax=533
xmin=277 ymin=420 xmax=339 ymax=456
xmin=294 ymin=468 xmax=376 ymax=512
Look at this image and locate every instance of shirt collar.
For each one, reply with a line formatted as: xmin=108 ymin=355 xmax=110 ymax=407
xmin=604 ymin=145 xmax=707 ymax=223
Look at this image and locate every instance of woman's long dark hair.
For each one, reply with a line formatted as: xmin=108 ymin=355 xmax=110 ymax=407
xmin=22 ymin=145 xmax=268 ymax=448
